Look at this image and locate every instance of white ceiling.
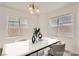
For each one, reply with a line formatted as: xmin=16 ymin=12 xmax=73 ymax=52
xmin=0 ymin=2 xmax=75 ymax=14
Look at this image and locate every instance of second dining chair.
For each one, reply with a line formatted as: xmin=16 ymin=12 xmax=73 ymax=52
xmin=48 ymin=42 xmax=65 ymax=56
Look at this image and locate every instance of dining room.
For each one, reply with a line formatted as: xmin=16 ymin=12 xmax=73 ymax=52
xmin=0 ymin=2 xmax=79 ymax=56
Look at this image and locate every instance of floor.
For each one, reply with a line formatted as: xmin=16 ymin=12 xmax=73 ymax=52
xmin=63 ymin=50 xmax=79 ymax=56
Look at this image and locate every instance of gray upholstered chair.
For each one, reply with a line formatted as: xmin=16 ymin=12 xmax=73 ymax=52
xmin=37 ymin=50 xmax=44 ymax=56
xmin=48 ymin=42 xmax=65 ymax=56
xmin=0 ymin=48 xmax=3 ymax=56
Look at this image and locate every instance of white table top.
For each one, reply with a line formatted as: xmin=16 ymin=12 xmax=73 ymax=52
xmin=2 ymin=37 xmax=60 ymax=56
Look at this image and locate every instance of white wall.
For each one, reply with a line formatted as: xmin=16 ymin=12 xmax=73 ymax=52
xmin=39 ymin=14 xmax=48 ymax=37
xmin=40 ymin=3 xmax=79 ymax=54
xmin=0 ymin=5 xmax=39 ymax=48
xmin=76 ymin=3 xmax=79 ymax=54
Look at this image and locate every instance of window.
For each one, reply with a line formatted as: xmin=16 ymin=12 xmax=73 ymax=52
xmin=7 ymin=16 xmax=28 ymax=37
xmin=48 ymin=13 xmax=73 ymax=37
xmin=58 ymin=14 xmax=73 ymax=37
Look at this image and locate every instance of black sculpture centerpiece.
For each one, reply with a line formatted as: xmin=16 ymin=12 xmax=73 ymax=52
xmin=32 ymin=27 xmax=42 ymax=44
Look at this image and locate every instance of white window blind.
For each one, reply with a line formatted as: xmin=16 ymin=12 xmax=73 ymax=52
xmin=7 ymin=16 xmax=28 ymax=37
xmin=48 ymin=13 xmax=73 ymax=37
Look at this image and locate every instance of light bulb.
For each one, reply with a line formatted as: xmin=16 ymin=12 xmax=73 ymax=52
xmin=35 ymin=8 xmax=40 ymax=13
xmin=29 ymin=7 xmax=32 ymax=11
xmin=36 ymin=9 xmax=40 ymax=13
xmin=30 ymin=11 xmax=34 ymax=14
xmin=28 ymin=5 xmax=33 ymax=11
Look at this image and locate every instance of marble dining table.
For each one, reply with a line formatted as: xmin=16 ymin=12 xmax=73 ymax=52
xmin=2 ymin=37 xmax=60 ymax=56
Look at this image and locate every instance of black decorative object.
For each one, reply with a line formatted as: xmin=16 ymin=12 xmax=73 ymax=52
xmin=32 ymin=27 xmax=42 ymax=43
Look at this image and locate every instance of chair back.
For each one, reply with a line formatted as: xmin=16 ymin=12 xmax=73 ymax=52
xmin=49 ymin=43 xmax=65 ymax=56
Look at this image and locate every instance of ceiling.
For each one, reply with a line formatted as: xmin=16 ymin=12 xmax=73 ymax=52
xmin=0 ymin=2 xmax=75 ymax=14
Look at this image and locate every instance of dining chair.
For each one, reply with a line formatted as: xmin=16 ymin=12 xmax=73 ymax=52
xmin=0 ymin=48 xmax=3 ymax=56
xmin=37 ymin=50 xmax=44 ymax=56
xmin=48 ymin=42 xmax=65 ymax=56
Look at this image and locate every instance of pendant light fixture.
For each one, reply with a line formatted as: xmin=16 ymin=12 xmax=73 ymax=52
xmin=27 ymin=3 xmax=40 ymax=14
